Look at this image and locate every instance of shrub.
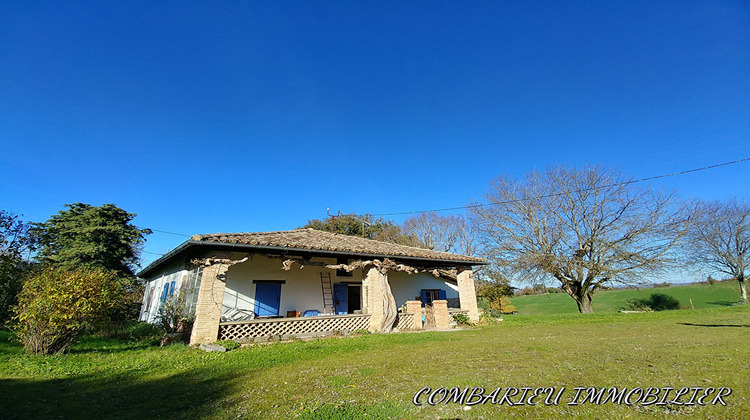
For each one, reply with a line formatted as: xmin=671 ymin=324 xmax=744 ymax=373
xmin=13 ymin=268 xmax=123 ymax=355
xmin=477 ymin=280 xmax=515 ymax=312
xmin=157 ymin=290 xmax=193 ymax=335
xmin=478 ymin=309 xmax=498 ymax=325
xmin=452 ymin=313 xmax=471 ymax=326
xmin=624 ymin=293 xmax=681 ymax=312
xmin=499 ymin=296 xmax=516 ymax=314
xmin=486 ymin=308 xmax=503 ymax=317
xmin=110 ymin=281 xmax=146 ymax=322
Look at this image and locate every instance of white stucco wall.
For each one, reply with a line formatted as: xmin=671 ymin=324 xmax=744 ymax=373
xmin=138 ymin=261 xmax=189 ymax=323
xmin=221 ymin=253 xmax=460 ymax=319
xmin=140 ymin=252 xmax=465 ymax=323
xmin=388 ymin=271 xmax=459 ymax=307
xmin=222 ymin=254 xmax=365 ymax=318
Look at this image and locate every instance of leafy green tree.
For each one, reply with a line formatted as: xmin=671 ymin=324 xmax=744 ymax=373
xmin=31 ymin=203 xmax=151 ymax=277
xmin=302 ymin=213 xmax=411 ymax=242
xmin=476 ymin=278 xmax=515 ymax=315
xmin=0 ymin=210 xmax=35 ymax=325
xmin=14 ymin=268 xmax=123 ymax=355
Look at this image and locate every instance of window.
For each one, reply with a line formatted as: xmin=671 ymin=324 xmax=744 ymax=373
xmin=145 ymin=286 xmax=155 ymax=313
xmin=420 ymin=289 xmax=447 ymax=306
xmin=183 ymin=266 xmax=203 ymax=316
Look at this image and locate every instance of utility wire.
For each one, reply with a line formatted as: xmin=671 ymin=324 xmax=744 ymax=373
xmin=138 ymin=229 xmax=190 ymax=258
xmin=137 ymin=157 xmax=749 ymax=256
xmin=142 ymin=250 xmax=166 ymax=256
xmin=371 ymin=157 xmax=750 ymax=216
xmin=137 ymin=227 xmax=191 ymax=237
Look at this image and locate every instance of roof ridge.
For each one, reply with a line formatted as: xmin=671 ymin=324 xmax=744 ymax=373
xmin=191 ymin=228 xmax=484 ymax=262
xmin=192 ymin=228 xmax=305 ymax=240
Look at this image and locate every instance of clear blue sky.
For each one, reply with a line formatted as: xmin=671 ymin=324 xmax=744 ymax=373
xmin=1 ymin=1 xmax=749 ymax=268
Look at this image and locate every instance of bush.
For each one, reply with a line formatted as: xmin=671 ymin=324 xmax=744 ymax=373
xmin=624 ymin=293 xmax=681 ymax=312
xmin=499 ymin=296 xmax=516 ymax=314
xmin=13 ymin=268 xmax=123 ymax=355
xmin=486 ymin=308 xmax=503 ymax=317
xmin=476 ymin=280 xmax=515 ymax=312
xmin=157 ymin=290 xmax=193 ymax=335
xmin=110 ymin=281 xmax=146 ymax=322
xmin=478 ymin=310 xmax=498 ymax=324
xmin=452 ymin=313 xmax=471 ymax=325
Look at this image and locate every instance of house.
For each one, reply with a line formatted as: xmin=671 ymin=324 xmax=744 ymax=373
xmin=137 ymin=228 xmax=487 ymax=345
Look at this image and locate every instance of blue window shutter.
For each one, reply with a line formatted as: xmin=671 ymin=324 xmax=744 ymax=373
xmin=160 ymin=286 xmax=168 ymax=302
xmin=438 ymin=289 xmax=447 ymax=300
xmin=420 ymin=289 xmax=427 ymax=307
xmin=169 ymin=281 xmax=176 ymax=296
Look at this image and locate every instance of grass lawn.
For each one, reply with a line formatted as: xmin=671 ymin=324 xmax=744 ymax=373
xmin=2 ymin=305 xmax=749 ymax=419
xmin=510 ymin=280 xmax=743 ymax=315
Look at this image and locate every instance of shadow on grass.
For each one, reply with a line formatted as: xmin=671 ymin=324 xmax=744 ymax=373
xmin=0 ymin=367 xmax=236 ymax=419
xmin=678 ymin=322 xmax=750 ymax=328
xmin=705 ymin=301 xmax=739 ymax=307
xmin=67 ymin=340 xmax=162 ymax=354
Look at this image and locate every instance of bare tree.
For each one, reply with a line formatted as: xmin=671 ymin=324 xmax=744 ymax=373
xmin=688 ymin=199 xmax=749 ymax=303
xmin=401 ymin=211 xmax=480 ymax=256
xmin=402 ymin=211 xmax=457 ymax=251
xmin=470 ymin=165 xmax=689 ymax=313
xmin=455 ymin=216 xmax=480 ymax=257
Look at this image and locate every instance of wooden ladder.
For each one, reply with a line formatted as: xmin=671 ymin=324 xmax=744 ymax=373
xmin=320 ymin=272 xmax=334 ymax=314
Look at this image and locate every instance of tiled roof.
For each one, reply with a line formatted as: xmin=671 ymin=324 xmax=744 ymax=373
xmin=191 ymin=228 xmax=486 ymax=263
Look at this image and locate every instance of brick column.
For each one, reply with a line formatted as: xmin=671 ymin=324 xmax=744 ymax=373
xmin=457 ymin=266 xmax=480 ymax=322
xmin=364 ymin=267 xmax=384 ymax=332
xmin=433 ymin=300 xmax=451 ymax=329
xmin=405 ymin=300 xmax=423 ymax=330
xmin=189 ymin=263 xmax=229 ymax=345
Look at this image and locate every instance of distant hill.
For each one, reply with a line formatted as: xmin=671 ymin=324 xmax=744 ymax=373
xmin=509 ymin=280 xmax=742 ymax=315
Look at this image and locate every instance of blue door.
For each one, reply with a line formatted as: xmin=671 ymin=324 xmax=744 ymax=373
xmin=254 ymin=283 xmax=281 ymax=317
xmin=334 ymin=284 xmax=348 ymax=315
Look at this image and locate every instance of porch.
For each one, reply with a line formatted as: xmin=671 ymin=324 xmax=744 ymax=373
xmin=216 ymin=303 xmax=471 ymax=342
xmin=188 ymin=248 xmax=481 ymax=345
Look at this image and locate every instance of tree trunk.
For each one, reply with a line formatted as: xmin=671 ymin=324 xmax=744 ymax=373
xmin=574 ymin=293 xmax=594 ymax=313
xmin=738 ymin=277 xmax=748 ymax=303
xmin=560 ymin=279 xmax=595 ymax=314
xmin=379 ymin=272 xmax=398 ymax=333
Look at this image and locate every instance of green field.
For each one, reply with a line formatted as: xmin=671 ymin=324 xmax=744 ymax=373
xmin=2 ymin=304 xmax=750 ymax=419
xmin=510 ymin=280 xmax=743 ymax=315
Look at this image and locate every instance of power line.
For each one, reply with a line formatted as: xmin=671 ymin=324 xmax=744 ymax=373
xmin=142 ymin=250 xmax=166 ymax=256
xmin=138 ymin=229 xmax=190 ymax=258
xmin=136 ymin=156 xmax=749 ymax=256
xmin=371 ymin=157 xmax=750 ymax=216
xmin=138 ymin=227 xmax=191 ymax=237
